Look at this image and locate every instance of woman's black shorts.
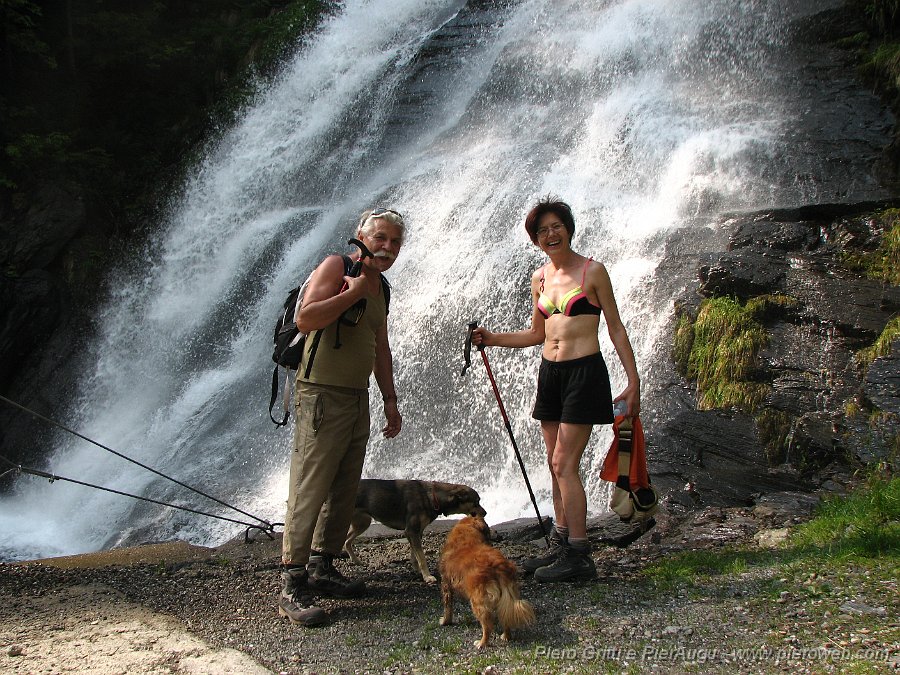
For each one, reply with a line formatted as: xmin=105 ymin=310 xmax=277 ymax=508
xmin=532 ymin=352 xmax=614 ymax=425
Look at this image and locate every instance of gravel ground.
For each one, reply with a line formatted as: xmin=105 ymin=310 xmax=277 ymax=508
xmin=1 ymin=502 xmax=897 ymax=674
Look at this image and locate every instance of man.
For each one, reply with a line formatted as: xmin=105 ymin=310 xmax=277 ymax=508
xmin=279 ymin=208 xmax=404 ymax=626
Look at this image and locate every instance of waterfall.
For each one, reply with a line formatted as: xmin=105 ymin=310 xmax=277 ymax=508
xmin=0 ymin=0 xmax=870 ymax=561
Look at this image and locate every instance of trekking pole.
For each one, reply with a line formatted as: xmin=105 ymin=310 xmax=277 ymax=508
xmin=462 ymin=321 xmax=550 ymax=546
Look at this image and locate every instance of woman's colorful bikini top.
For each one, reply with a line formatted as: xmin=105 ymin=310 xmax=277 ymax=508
xmin=537 ymin=258 xmax=604 ymax=319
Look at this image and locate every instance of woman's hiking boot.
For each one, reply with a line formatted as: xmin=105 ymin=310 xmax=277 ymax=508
xmin=521 ymin=528 xmax=567 ymax=574
xmin=307 ymin=553 xmax=367 ymax=598
xmin=278 ymin=567 xmax=327 ymax=626
xmin=533 ymin=542 xmax=597 ymax=582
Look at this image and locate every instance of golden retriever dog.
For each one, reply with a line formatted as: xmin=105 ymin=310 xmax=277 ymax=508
xmin=438 ymin=515 xmax=535 ymax=649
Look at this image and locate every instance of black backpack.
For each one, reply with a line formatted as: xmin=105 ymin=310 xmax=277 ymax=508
xmin=268 ymin=255 xmax=390 ymax=426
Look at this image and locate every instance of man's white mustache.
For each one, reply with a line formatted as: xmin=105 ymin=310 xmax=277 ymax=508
xmin=373 ymin=250 xmax=396 ymax=260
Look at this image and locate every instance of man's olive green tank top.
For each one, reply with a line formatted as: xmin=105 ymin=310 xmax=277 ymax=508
xmin=298 ymin=284 xmax=387 ymax=389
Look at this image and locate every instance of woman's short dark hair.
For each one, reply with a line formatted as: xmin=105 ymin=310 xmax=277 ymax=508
xmin=524 ymin=196 xmax=575 ymax=243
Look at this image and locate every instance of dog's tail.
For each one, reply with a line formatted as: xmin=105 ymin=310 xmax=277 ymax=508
xmin=497 ymin=579 xmax=535 ymax=630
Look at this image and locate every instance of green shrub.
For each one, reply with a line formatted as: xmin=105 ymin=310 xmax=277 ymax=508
xmin=843 ymin=209 xmax=900 ymax=284
xmin=856 ymin=315 xmax=900 ymax=368
xmin=680 ymin=297 xmax=769 ymax=411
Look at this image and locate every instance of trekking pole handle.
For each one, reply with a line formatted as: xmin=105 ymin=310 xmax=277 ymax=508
xmin=341 ymin=238 xmax=375 ymax=292
xmin=348 ymin=237 xmax=374 ymax=261
xmin=461 ymin=321 xmax=480 ymax=376
xmin=347 ymin=237 xmax=374 ymax=274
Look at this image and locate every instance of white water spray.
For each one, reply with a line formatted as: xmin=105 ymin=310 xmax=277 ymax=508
xmin=0 ymin=0 xmax=859 ymax=560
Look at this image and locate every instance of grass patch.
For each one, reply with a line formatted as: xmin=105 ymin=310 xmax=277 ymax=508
xmin=756 ymin=408 xmax=794 ymax=466
xmin=842 ymin=208 xmax=900 ymax=285
xmin=672 ymin=311 xmax=694 ymax=376
xmin=745 ymin=293 xmax=798 ymax=318
xmin=837 ymin=30 xmax=871 ymax=49
xmin=869 ymin=41 xmax=900 ymax=90
xmin=856 ymin=315 xmax=900 ymax=368
xmin=674 ymin=296 xmax=769 ymax=411
xmin=644 ymin=548 xmax=769 ymax=592
xmin=644 ymin=474 xmax=899 ymax=592
xmin=790 ymin=473 xmax=899 ymax=557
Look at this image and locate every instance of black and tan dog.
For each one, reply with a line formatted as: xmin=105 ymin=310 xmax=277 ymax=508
xmin=343 ymin=478 xmax=487 ymax=584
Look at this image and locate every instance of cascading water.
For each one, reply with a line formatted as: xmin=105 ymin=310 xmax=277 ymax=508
xmin=0 ymin=0 xmax=874 ymax=561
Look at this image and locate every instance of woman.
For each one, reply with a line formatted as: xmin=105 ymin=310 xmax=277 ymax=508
xmin=472 ymin=197 xmax=640 ymax=582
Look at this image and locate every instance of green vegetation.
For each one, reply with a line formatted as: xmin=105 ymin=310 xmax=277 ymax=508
xmin=645 ymin=474 xmax=898 ymax=585
xmin=864 ymin=40 xmax=900 ymax=92
xmin=621 ymin=475 xmax=898 ymax=674
xmin=675 ymin=294 xmax=801 ymax=419
xmin=745 ymin=293 xmax=798 ymax=318
xmin=756 ymin=407 xmax=794 ymax=466
xmin=866 ymin=0 xmax=900 ymax=37
xmin=672 ymin=311 xmax=695 ymax=376
xmin=644 ymin=548 xmax=755 ymax=591
xmin=842 ymin=209 xmax=900 ymax=285
xmin=857 ymin=315 xmax=900 ymax=368
xmin=791 ymin=472 xmax=899 ymax=557
xmin=672 ymin=296 xmax=774 ymax=411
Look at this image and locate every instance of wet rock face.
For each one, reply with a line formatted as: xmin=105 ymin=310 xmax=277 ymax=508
xmin=0 ymin=185 xmax=85 ymax=385
xmin=866 ymin=338 xmax=900 ymax=414
xmin=652 ymin=201 xmax=899 ymax=509
xmin=650 ymin=408 xmax=809 ymax=509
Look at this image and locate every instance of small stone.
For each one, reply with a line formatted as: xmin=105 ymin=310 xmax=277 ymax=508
xmin=7 ymin=645 xmax=25 ymax=657
xmin=839 ymin=601 xmax=886 ymax=616
xmin=755 ymin=528 xmax=791 ymax=548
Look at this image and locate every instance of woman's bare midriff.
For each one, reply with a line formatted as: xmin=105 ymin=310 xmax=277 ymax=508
xmin=541 ymin=315 xmax=601 ymax=361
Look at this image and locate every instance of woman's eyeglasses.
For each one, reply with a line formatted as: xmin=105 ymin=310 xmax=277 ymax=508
xmin=536 ymin=222 xmax=565 ymax=238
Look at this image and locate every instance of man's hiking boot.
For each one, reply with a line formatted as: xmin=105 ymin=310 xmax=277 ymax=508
xmin=533 ymin=543 xmax=597 ymax=582
xmin=307 ymin=553 xmax=366 ymax=598
xmin=521 ymin=529 xmax=567 ymax=574
xmin=278 ymin=567 xmax=327 ymax=626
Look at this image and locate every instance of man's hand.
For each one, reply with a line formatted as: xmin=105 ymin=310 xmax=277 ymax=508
xmin=382 ymin=399 xmax=402 ymax=438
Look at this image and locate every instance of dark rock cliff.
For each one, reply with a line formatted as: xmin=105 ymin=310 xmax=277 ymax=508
xmin=649 ymin=202 xmax=899 ymax=509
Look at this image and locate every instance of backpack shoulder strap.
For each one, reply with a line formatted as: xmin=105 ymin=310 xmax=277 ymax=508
xmin=381 ymin=274 xmax=391 ymax=314
xmin=303 ymin=253 xmax=356 ymax=377
xmin=269 ymin=366 xmax=290 ymax=426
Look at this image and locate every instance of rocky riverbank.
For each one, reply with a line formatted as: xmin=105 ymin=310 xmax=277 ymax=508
xmin=2 ymin=485 xmax=897 ymax=675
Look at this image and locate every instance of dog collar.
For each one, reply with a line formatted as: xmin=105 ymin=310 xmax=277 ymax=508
xmin=431 ymin=484 xmax=443 ymax=516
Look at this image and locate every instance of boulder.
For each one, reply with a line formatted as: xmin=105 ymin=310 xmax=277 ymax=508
xmin=650 ymin=409 xmax=805 ymax=507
